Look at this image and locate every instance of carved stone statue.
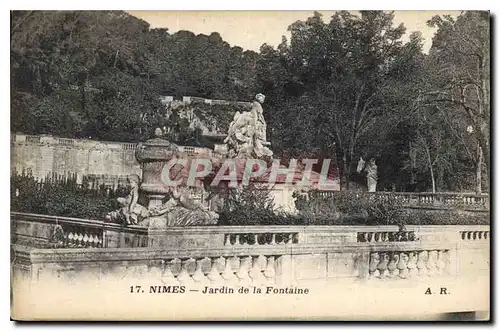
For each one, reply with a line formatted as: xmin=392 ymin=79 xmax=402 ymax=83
xmin=106 ymin=174 xmax=219 ymax=227
xmin=139 ymin=187 xmax=219 ymax=228
xmin=224 ymin=93 xmax=273 ymax=158
xmin=105 ymin=174 xmax=149 ymax=225
xmin=365 ymin=158 xmax=378 ymax=193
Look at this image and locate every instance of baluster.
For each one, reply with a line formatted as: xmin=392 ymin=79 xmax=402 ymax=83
xmin=436 ymin=251 xmax=446 ymax=275
xmin=221 ymin=256 xmax=237 ymax=282
xmin=398 ymin=252 xmax=409 ymax=278
xmin=207 ymin=257 xmax=224 ymax=283
xmin=97 ymin=235 xmax=103 ymax=248
xmin=77 ymin=233 xmax=84 ymax=247
xmin=83 ymin=233 xmax=89 ymax=247
xmin=70 ymin=231 xmax=77 ymax=247
xmin=161 ymin=260 xmax=179 ymax=284
xmin=67 ymin=232 xmax=74 ymax=247
xmin=426 ymin=251 xmax=437 ymax=277
xmin=387 ymin=253 xmax=399 ymax=278
xmin=368 ymin=253 xmax=380 ymax=279
xmin=382 ymin=232 xmax=389 ymax=242
xmin=367 ymin=233 xmax=373 ymax=242
xmin=377 ymin=253 xmax=389 ymax=278
xmin=177 ymin=258 xmax=195 ymax=284
xmin=407 ymin=252 xmax=418 ymax=277
xmin=88 ymin=234 xmax=95 ymax=247
xmin=192 ymin=258 xmax=208 ymax=283
xmin=249 ymin=255 xmax=265 ymax=284
xmin=388 ymin=232 xmax=395 ymax=242
xmin=357 ymin=233 xmax=364 ymax=242
xmin=417 ymin=251 xmax=428 ymax=276
xmin=258 ymin=255 xmax=268 ymax=277
xmin=263 ymin=256 xmax=276 ymax=282
xmin=235 ymin=256 xmax=251 ymax=283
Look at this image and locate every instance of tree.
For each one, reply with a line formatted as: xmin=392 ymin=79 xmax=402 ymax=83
xmin=257 ymin=11 xmax=425 ymax=189
xmin=423 ymin=11 xmax=490 ymax=193
xmin=11 ymin=11 xmax=259 ymax=142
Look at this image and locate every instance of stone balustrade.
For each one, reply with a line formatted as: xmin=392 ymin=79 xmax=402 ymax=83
xmin=460 ymin=230 xmax=490 ymax=241
xmin=311 ymin=191 xmax=489 ymax=211
xmin=224 ymin=232 xmax=300 ymax=246
xmin=368 ymin=249 xmax=450 ymax=279
xmin=11 ymin=214 xmax=490 ymax=321
xmin=155 ymin=255 xmax=280 ymax=285
xmin=357 ymin=231 xmax=418 ymax=243
xmin=49 ymin=224 xmax=104 ymax=248
xmin=11 ymin=212 xmax=489 ymax=285
xmin=10 ymin=211 xmax=490 ymax=321
xmin=11 ymin=213 xmax=108 ymax=249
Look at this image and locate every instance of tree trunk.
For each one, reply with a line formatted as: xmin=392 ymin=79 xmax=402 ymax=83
xmin=341 ymin=150 xmax=349 ymax=191
xmin=422 ymin=137 xmax=436 ymax=193
xmin=476 ymin=144 xmax=483 ymax=194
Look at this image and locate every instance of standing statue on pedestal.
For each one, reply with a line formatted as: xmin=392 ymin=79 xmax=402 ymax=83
xmin=224 ymin=93 xmax=273 ymax=158
xmin=365 ymin=158 xmax=378 ymax=192
xmin=357 ymin=157 xmax=378 ymax=192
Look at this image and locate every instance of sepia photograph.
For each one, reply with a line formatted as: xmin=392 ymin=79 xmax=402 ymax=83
xmin=9 ymin=9 xmax=490 ymax=321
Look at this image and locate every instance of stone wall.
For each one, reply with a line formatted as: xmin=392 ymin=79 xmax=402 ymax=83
xmin=10 ymin=212 xmax=490 ymax=320
xmin=11 ymin=133 xmax=141 ymax=182
xmin=10 ymin=133 xmax=216 ymax=184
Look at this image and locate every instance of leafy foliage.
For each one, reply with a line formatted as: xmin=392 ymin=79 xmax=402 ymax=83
xmin=11 ymin=172 xmax=128 ymax=219
xmin=294 ymin=191 xmax=406 ymax=226
xmin=10 ymin=10 xmax=490 ymax=193
xmin=11 ymin=11 xmax=259 ymax=142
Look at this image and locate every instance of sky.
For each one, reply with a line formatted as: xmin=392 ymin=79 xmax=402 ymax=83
xmin=128 ymin=10 xmax=461 ymax=53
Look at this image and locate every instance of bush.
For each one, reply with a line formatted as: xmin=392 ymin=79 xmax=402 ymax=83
xmin=11 ymin=173 xmax=490 ymax=226
xmin=11 ymin=172 xmax=128 ymax=220
xmin=293 ymin=190 xmax=489 ymax=226
xmin=218 ymin=186 xmax=405 ymax=226
xmin=294 ymin=191 xmax=406 ymax=226
xmin=402 ymin=209 xmax=489 ymax=226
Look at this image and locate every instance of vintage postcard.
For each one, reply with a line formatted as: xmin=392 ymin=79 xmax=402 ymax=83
xmin=10 ymin=10 xmax=490 ymax=321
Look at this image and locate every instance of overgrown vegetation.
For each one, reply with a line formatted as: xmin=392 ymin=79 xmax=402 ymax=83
xmin=10 ymin=172 xmax=489 ymax=226
xmin=218 ymin=186 xmax=489 ymax=226
xmin=11 ymin=172 xmax=128 ymax=219
xmin=11 ymin=10 xmax=489 ymax=193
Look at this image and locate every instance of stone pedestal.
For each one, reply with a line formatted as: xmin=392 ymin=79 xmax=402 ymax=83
xmin=135 ymin=138 xmax=179 ymax=208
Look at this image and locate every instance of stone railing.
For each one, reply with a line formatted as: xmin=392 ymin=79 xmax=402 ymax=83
xmin=11 ymin=212 xmax=489 ymax=282
xmin=10 ymin=212 xmax=490 ymax=320
xmin=11 ymin=213 xmax=108 ymax=249
xmin=311 ymin=191 xmax=489 ymax=211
